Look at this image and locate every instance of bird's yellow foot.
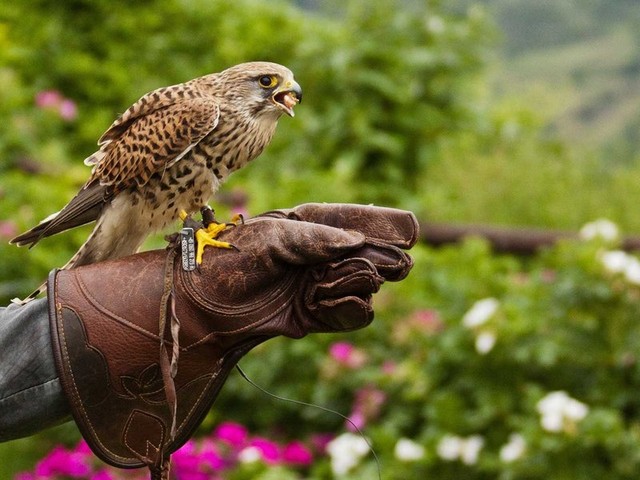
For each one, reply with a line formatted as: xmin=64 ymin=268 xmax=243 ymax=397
xmin=194 ymin=228 xmax=234 ymax=264
xmin=179 ymin=209 xmax=235 ymax=264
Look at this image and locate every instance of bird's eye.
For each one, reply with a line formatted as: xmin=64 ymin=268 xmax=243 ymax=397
xmin=258 ymin=75 xmax=277 ymax=88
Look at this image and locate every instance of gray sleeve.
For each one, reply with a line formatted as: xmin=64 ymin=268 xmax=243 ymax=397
xmin=0 ymin=298 xmax=71 ymax=442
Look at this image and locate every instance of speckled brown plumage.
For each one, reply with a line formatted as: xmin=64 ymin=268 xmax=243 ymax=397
xmin=12 ymin=61 xmax=302 ymax=269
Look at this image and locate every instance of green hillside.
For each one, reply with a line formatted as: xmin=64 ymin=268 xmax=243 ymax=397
xmin=482 ymin=0 xmax=640 ymax=159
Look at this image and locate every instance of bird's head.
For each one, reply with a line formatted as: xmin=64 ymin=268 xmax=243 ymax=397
xmin=218 ymin=61 xmax=302 ymax=119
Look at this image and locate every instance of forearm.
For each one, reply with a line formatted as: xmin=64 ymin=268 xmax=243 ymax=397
xmin=0 ymin=298 xmax=71 ymax=442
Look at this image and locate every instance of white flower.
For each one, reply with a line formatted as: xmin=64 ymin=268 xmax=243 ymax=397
xmin=327 ymin=433 xmax=370 ymax=476
xmin=437 ymin=435 xmax=463 ymax=461
xmin=437 ymin=434 xmax=484 ymax=465
xmin=599 ymin=250 xmax=640 ymax=285
xmin=462 ymin=298 xmax=499 ymax=328
xmin=238 ymin=446 xmax=262 ymax=463
xmin=499 ymin=434 xmax=526 ymax=463
xmin=624 ymin=257 xmax=640 ymax=285
xmin=564 ymin=397 xmax=589 ymax=422
xmin=536 ymin=391 xmax=589 ymax=433
xmin=426 ymin=15 xmax=445 ymax=34
xmin=540 ymin=412 xmax=564 ymax=432
xmin=460 ymin=435 xmax=484 ymax=465
xmin=600 ymin=250 xmax=630 ymax=274
xmin=394 ymin=438 xmax=425 ymax=462
xmin=475 ymin=331 xmax=496 ymax=354
xmin=580 ymin=219 xmax=619 ymax=242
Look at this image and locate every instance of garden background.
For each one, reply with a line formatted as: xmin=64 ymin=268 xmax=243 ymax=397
xmin=2 ymin=0 xmax=640 ymax=478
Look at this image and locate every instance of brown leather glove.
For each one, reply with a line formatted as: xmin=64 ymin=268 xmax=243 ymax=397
xmin=48 ymin=203 xmax=417 ymax=476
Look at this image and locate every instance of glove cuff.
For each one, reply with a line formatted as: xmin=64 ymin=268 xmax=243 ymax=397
xmin=47 ymin=250 xmax=266 ymax=472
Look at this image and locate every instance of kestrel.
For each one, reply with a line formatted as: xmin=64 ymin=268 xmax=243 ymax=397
xmin=11 ymin=61 xmax=302 ymax=272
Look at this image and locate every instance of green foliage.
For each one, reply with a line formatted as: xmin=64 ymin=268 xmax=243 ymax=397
xmin=3 ymin=1 xmax=640 ymax=478
xmin=214 ymin=234 xmax=640 ymax=479
xmin=0 ymin=0 xmax=494 ymax=302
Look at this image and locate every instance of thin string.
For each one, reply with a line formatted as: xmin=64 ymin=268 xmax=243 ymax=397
xmin=235 ymin=365 xmax=382 ymax=480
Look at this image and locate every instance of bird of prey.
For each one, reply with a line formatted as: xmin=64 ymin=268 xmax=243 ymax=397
xmin=11 ymin=61 xmax=302 ymax=274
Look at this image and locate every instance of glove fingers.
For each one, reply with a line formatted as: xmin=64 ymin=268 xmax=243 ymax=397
xmin=304 ymin=258 xmax=381 ymax=333
xmin=352 ymin=241 xmax=414 ymax=282
xmin=224 ymin=218 xmax=366 ymax=265
xmin=313 ymin=296 xmax=374 ymax=332
xmin=277 ymin=221 xmax=366 ymax=264
xmin=313 ymin=258 xmax=384 ymax=299
xmin=269 ymin=203 xmax=419 ymax=249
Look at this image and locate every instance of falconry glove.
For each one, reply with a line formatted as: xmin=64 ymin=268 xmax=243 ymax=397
xmin=48 ymin=203 xmax=418 ymax=478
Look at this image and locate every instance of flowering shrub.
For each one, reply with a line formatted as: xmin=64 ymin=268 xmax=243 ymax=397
xmin=16 ymin=422 xmax=318 ymax=480
xmin=207 ymin=225 xmax=640 ymax=480
xmin=18 ymin=225 xmax=640 ymax=479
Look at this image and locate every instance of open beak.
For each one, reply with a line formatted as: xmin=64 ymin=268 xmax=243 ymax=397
xmin=272 ymin=80 xmax=302 ymax=117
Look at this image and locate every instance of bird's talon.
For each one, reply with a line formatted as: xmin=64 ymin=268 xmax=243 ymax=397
xmin=194 ymin=228 xmax=234 ymax=264
xmin=230 ymin=213 xmax=245 ymax=225
xmin=205 ymin=221 xmax=229 ymax=236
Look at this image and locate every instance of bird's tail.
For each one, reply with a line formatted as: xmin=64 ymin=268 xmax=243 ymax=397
xmin=12 ymin=281 xmax=47 ymax=305
xmin=12 ymin=220 xmax=108 ymax=305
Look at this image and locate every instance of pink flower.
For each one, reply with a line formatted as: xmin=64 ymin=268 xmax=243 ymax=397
xmin=248 ymin=437 xmax=280 ymax=465
xmin=329 ymin=342 xmax=367 ymax=368
xmin=34 ymin=89 xmax=78 ymax=121
xmin=382 ymin=360 xmax=397 ymax=375
xmin=411 ymin=309 xmax=444 ymax=334
xmin=215 ymin=421 xmax=249 ymax=449
xmin=0 ymin=220 xmax=18 ymax=239
xmin=346 ymin=410 xmax=366 ymax=431
xmin=35 ymin=90 xmax=63 ymax=108
xmin=311 ymin=433 xmax=334 ymax=454
xmin=346 ymin=387 xmax=387 ymax=432
xmin=59 ymin=98 xmax=78 ymax=121
xmin=282 ymin=441 xmax=313 ymax=466
xmin=35 ymin=445 xmax=92 ymax=477
xmin=330 ymin=341 xmax=354 ymax=362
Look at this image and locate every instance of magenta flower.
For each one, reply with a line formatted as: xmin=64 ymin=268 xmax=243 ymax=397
xmin=90 ymin=469 xmax=115 ymax=480
xmin=215 ymin=421 xmax=249 ymax=449
xmin=329 ymin=341 xmax=367 ymax=368
xmin=35 ymin=445 xmax=92 ymax=477
xmin=73 ymin=439 xmax=93 ymax=457
xmin=199 ymin=439 xmax=227 ymax=470
xmin=282 ymin=441 xmax=313 ymax=466
xmin=248 ymin=437 xmax=280 ymax=465
xmin=35 ymin=90 xmax=63 ymax=108
xmin=14 ymin=474 xmax=36 ymax=480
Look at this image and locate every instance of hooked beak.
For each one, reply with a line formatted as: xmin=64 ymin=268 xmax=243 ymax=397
xmin=272 ymin=80 xmax=302 ymax=117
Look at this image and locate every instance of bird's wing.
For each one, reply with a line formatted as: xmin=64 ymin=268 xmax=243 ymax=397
xmin=89 ymin=96 xmax=220 ymax=188
xmin=12 ymin=96 xmax=220 ymax=247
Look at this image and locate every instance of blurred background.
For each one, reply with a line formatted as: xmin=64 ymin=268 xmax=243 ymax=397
xmin=2 ymin=0 xmax=640 ymax=478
